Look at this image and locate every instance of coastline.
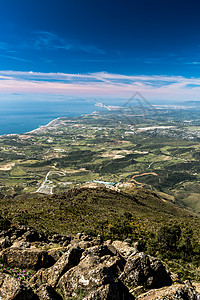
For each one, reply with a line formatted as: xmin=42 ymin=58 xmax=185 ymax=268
xmin=0 ymin=117 xmax=61 ymax=138
xmin=0 ymin=110 xmax=99 ymax=137
xmin=25 ymin=117 xmax=61 ymax=134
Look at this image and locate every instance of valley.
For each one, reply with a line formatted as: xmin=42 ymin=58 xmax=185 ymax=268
xmin=0 ymin=103 xmax=200 ymax=214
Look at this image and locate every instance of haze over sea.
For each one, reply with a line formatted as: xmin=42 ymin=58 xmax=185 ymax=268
xmin=0 ymin=100 xmax=96 ymax=135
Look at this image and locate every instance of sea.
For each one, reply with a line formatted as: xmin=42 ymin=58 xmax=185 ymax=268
xmin=0 ymin=100 xmax=97 ymax=135
xmin=0 ymin=98 xmax=177 ymax=136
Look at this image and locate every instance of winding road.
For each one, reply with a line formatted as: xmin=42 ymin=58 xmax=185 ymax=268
xmin=36 ymin=171 xmax=66 ymax=194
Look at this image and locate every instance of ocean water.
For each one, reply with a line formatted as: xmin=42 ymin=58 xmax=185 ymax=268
xmin=0 ymin=100 xmax=96 ymax=135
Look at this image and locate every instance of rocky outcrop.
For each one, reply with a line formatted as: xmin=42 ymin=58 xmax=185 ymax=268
xmin=112 ymin=240 xmax=137 ymax=258
xmin=0 ymin=273 xmax=35 ymax=299
xmin=30 ymin=246 xmax=83 ymax=288
xmin=0 ymin=226 xmax=199 ymax=300
xmin=137 ymin=281 xmax=200 ymax=299
xmin=119 ymin=251 xmax=172 ymax=289
xmin=57 ymin=253 xmax=124 ymax=298
xmin=36 ymin=284 xmax=62 ymax=300
xmin=0 ymin=236 xmax=12 ymax=250
xmin=2 ymin=248 xmax=49 ymax=270
xmin=83 ymin=282 xmax=135 ymax=300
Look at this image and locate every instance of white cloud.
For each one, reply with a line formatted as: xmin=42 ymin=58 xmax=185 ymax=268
xmin=0 ymin=70 xmax=200 ymax=101
xmin=32 ymin=31 xmax=105 ymax=54
xmin=0 ymin=54 xmax=32 ymax=63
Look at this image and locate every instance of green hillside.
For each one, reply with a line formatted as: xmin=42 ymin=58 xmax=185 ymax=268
xmin=1 ymin=187 xmax=200 ymax=281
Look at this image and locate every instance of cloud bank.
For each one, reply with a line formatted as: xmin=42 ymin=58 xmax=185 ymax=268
xmin=0 ymin=71 xmax=200 ymax=101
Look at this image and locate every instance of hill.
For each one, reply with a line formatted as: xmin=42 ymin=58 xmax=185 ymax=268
xmin=1 ymin=187 xmax=199 ymax=236
xmin=1 ymin=187 xmax=200 ymax=281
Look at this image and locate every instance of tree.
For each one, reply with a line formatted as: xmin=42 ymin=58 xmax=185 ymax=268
xmin=156 ymin=224 xmax=181 ymax=255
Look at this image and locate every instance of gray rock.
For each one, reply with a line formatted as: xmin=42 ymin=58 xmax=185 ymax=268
xmin=81 ymin=244 xmax=119 ymax=260
xmin=51 ymin=234 xmax=70 ymax=244
xmin=57 ymin=253 xmax=124 ymax=298
xmin=47 ymin=249 xmax=64 ymax=266
xmin=119 ymin=252 xmax=172 ymax=289
xmin=0 ymin=273 xmax=35 ymax=300
xmin=36 ymin=283 xmax=62 ymax=300
xmin=112 ymin=240 xmax=137 ymax=258
xmin=137 ymin=281 xmax=200 ymax=299
xmin=30 ymin=246 xmax=83 ymax=289
xmin=10 ymin=238 xmax=31 ymax=249
xmin=83 ymin=282 xmax=135 ymax=300
xmin=72 ymin=232 xmax=92 ymax=242
xmin=2 ymin=248 xmax=48 ymax=270
xmin=0 ymin=236 xmax=11 ymax=250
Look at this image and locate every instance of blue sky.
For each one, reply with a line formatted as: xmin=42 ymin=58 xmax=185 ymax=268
xmin=1 ymin=0 xmax=200 ymax=101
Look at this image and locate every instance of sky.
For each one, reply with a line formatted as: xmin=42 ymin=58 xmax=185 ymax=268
xmin=1 ymin=0 xmax=200 ymax=102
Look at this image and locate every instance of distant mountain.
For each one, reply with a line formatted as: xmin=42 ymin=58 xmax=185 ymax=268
xmin=179 ymin=100 xmax=200 ymax=106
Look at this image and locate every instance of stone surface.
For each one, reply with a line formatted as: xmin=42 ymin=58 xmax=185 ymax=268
xmin=51 ymin=234 xmax=70 ymax=244
xmin=137 ymin=282 xmax=200 ymax=299
xmin=193 ymin=283 xmax=200 ymax=294
xmin=0 ymin=237 xmax=11 ymax=250
xmin=119 ymin=252 xmax=172 ymax=289
xmin=81 ymin=244 xmax=120 ymax=260
xmin=47 ymin=249 xmax=65 ymax=266
xmin=2 ymin=248 xmax=48 ymax=270
xmin=0 ymin=273 xmax=35 ymax=300
xmin=83 ymin=282 xmax=135 ymax=300
xmin=10 ymin=238 xmax=31 ymax=249
xmin=0 ymin=227 xmax=199 ymax=300
xmin=112 ymin=240 xmax=137 ymax=258
xmin=57 ymin=253 xmax=125 ymax=298
xmin=36 ymin=283 xmax=62 ymax=300
xmin=30 ymin=246 xmax=83 ymax=288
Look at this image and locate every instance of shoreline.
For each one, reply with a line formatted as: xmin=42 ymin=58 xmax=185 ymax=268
xmin=25 ymin=117 xmax=61 ymax=134
xmin=0 ymin=110 xmax=98 ymax=137
xmin=0 ymin=117 xmax=61 ymax=138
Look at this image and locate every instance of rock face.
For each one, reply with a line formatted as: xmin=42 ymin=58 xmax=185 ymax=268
xmin=30 ymin=246 xmax=83 ymax=288
xmin=0 ymin=273 xmax=35 ymax=299
xmin=112 ymin=240 xmax=137 ymax=258
xmin=58 ymin=254 xmax=120 ymax=297
xmin=119 ymin=251 xmax=172 ymax=289
xmin=83 ymin=282 xmax=135 ymax=300
xmin=0 ymin=237 xmax=12 ymax=250
xmin=2 ymin=248 xmax=49 ymax=270
xmin=0 ymin=226 xmax=199 ymax=300
xmin=137 ymin=281 xmax=200 ymax=300
xmin=36 ymin=284 xmax=62 ymax=300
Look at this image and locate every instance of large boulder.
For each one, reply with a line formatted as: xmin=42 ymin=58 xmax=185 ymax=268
xmin=2 ymin=248 xmax=48 ymax=270
xmin=50 ymin=234 xmax=70 ymax=245
xmin=30 ymin=246 xmax=83 ymax=288
xmin=71 ymin=232 xmax=92 ymax=243
xmin=0 ymin=236 xmax=12 ymax=250
xmin=81 ymin=244 xmax=120 ymax=260
xmin=83 ymin=282 xmax=135 ymax=300
xmin=57 ymin=253 xmax=127 ymax=299
xmin=137 ymin=281 xmax=200 ymax=299
xmin=112 ymin=240 xmax=137 ymax=258
xmin=22 ymin=229 xmax=47 ymax=243
xmin=70 ymin=233 xmax=96 ymax=249
xmin=47 ymin=248 xmax=65 ymax=266
xmin=193 ymin=283 xmax=200 ymax=295
xmin=36 ymin=283 xmax=62 ymax=300
xmin=0 ymin=273 xmax=35 ymax=299
xmin=10 ymin=238 xmax=31 ymax=249
xmin=119 ymin=252 xmax=172 ymax=289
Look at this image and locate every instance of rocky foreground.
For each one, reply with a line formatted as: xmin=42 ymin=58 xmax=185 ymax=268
xmin=0 ymin=225 xmax=199 ymax=299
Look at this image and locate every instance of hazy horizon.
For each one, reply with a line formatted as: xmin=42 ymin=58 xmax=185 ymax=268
xmin=1 ymin=0 xmax=200 ymax=107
